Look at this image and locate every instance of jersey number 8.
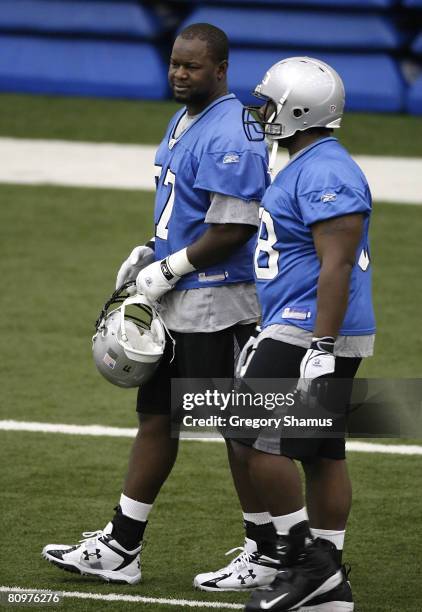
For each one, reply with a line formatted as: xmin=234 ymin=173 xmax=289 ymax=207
xmin=254 ymin=208 xmax=279 ymax=280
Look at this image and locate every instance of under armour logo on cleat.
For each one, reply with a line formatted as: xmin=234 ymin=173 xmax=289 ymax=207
xmin=237 ymin=569 xmax=257 ymax=584
xmin=83 ymin=549 xmax=102 ymax=560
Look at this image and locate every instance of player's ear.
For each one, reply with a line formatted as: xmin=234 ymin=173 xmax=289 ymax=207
xmin=216 ymin=60 xmax=228 ymax=81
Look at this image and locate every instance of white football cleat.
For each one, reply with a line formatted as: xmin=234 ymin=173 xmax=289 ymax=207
xmin=193 ymin=538 xmax=279 ymax=592
xmin=42 ymin=522 xmax=142 ymax=584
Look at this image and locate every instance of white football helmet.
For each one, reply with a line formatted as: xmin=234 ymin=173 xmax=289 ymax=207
xmin=92 ymin=284 xmax=166 ymax=388
xmin=243 ymin=56 xmax=345 ymax=142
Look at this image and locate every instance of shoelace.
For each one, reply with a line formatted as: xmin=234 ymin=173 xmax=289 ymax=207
xmin=76 ymin=530 xmax=107 ymax=561
xmin=79 ymin=530 xmax=104 ymax=543
xmin=78 ymin=530 xmax=145 ymax=555
xmin=224 ymin=546 xmax=253 ymax=571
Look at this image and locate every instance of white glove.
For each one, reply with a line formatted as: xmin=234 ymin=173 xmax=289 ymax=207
xmin=235 ymin=326 xmax=261 ymax=379
xmin=136 ymin=248 xmax=195 ymax=302
xmin=297 ymin=336 xmax=335 ymax=395
xmin=115 ymin=243 xmax=155 ymax=291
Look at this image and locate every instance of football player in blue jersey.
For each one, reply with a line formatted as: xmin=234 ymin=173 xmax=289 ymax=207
xmin=195 ymin=58 xmax=375 ymax=611
xmin=42 ymin=24 xmax=274 ymax=585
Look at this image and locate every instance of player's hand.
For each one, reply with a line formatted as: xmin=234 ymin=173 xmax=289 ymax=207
xmin=235 ymin=325 xmax=261 ymax=379
xmin=136 ymin=258 xmax=180 ymax=301
xmin=115 ymin=244 xmax=155 ymax=292
xmin=297 ymin=336 xmax=335 ymax=395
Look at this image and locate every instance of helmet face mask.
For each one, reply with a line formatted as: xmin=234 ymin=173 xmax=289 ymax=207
xmin=242 ymin=99 xmax=284 ymax=142
xmin=243 ymin=56 xmax=345 ymax=143
xmin=92 ymin=284 xmax=166 ymax=388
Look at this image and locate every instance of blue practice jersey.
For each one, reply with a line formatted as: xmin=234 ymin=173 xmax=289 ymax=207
xmin=153 ymin=94 xmax=270 ymax=290
xmin=255 ymin=138 xmax=375 ymax=335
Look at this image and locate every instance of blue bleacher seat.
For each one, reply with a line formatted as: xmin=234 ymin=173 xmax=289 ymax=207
xmin=402 ymin=0 xmax=422 ymax=7
xmin=201 ymin=0 xmax=396 ymax=7
xmin=0 ymin=0 xmax=163 ymax=39
xmin=180 ymin=7 xmax=403 ymax=50
xmin=411 ymin=32 xmax=422 ymax=54
xmin=228 ymin=49 xmax=405 ymax=112
xmin=0 ymin=35 xmax=169 ymax=99
xmin=406 ymin=75 xmax=422 ymax=114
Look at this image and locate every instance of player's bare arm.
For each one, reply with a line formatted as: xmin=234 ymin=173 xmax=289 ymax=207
xmin=187 ymin=222 xmax=256 ymax=268
xmin=312 ymin=213 xmax=364 ymax=338
xmin=136 ymin=221 xmax=257 ymax=301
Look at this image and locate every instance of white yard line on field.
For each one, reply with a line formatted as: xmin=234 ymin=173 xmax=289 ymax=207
xmin=0 ymin=137 xmax=421 ymax=204
xmin=0 ymin=586 xmax=243 ymax=609
xmin=0 ymin=420 xmax=421 ymax=455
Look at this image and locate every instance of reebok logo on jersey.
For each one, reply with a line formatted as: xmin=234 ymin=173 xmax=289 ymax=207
xmin=321 ymin=193 xmax=337 ymax=203
xmin=223 ymin=153 xmax=240 ymax=164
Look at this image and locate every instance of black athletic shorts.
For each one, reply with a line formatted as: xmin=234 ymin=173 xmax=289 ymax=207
xmin=234 ymin=338 xmax=361 ymax=461
xmin=137 ymin=323 xmax=256 ymax=414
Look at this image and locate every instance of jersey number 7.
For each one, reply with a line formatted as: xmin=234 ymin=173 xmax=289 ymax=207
xmin=156 ymin=167 xmax=176 ymax=240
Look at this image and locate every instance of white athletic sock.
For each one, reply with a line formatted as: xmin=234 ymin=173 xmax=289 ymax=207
xmin=120 ymin=493 xmax=153 ymax=523
xmin=271 ymin=507 xmax=309 ymax=535
xmin=311 ymin=528 xmax=345 ymax=550
xmin=243 ymin=511 xmax=272 ymax=525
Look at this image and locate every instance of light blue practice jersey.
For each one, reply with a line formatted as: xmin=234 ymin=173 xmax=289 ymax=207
xmin=154 ymin=94 xmax=270 ymax=290
xmin=255 ymin=138 xmax=375 ymax=335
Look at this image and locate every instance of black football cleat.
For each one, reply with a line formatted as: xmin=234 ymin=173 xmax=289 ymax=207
xmin=245 ymin=538 xmax=342 ymax=612
xmin=299 ymin=564 xmax=354 ymax=611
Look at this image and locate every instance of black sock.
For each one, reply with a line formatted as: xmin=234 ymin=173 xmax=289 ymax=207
xmin=244 ymin=520 xmax=277 ymax=559
xmin=111 ymin=505 xmax=147 ymax=550
xmin=277 ymin=520 xmax=312 ymax=564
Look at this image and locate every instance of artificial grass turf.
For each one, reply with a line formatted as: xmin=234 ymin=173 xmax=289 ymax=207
xmin=358 ymin=202 xmax=422 ymax=378
xmin=0 ymin=184 xmax=421 ymax=429
xmin=0 ymin=184 xmax=152 ymax=427
xmin=1 ymin=92 xmax=422 ymax=157
xmin=0 ymin=188 xmax=421 ymax=611
xmin=0 ymin=432 xmax=420 ymax=611
xmin=1 ymin=94 xmax=421 ymax=612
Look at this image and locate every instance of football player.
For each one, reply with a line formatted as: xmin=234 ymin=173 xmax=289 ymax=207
xmin=42 ymin=24 xmax=273 ymax=584
xmin=194 ymin=58 xmax=375 ymax=612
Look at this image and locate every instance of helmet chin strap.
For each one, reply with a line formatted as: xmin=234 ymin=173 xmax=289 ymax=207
xmin=268 ymin=140 xmax=279 ymax=176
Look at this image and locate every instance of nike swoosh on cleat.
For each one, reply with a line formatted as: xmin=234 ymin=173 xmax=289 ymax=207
xmin=260 ymin=592 xmax=289 ymax=609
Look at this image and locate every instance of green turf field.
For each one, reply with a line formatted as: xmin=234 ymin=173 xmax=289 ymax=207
xmin=1 ymin=92 xmax=422 ymax=156
xmin=0 ymin=96 xmax=421 ymax=611
xmin=1 ymin=183 xmax=421 ymax=426
xmin=0 ymin=432 xmax=420 ymax=612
